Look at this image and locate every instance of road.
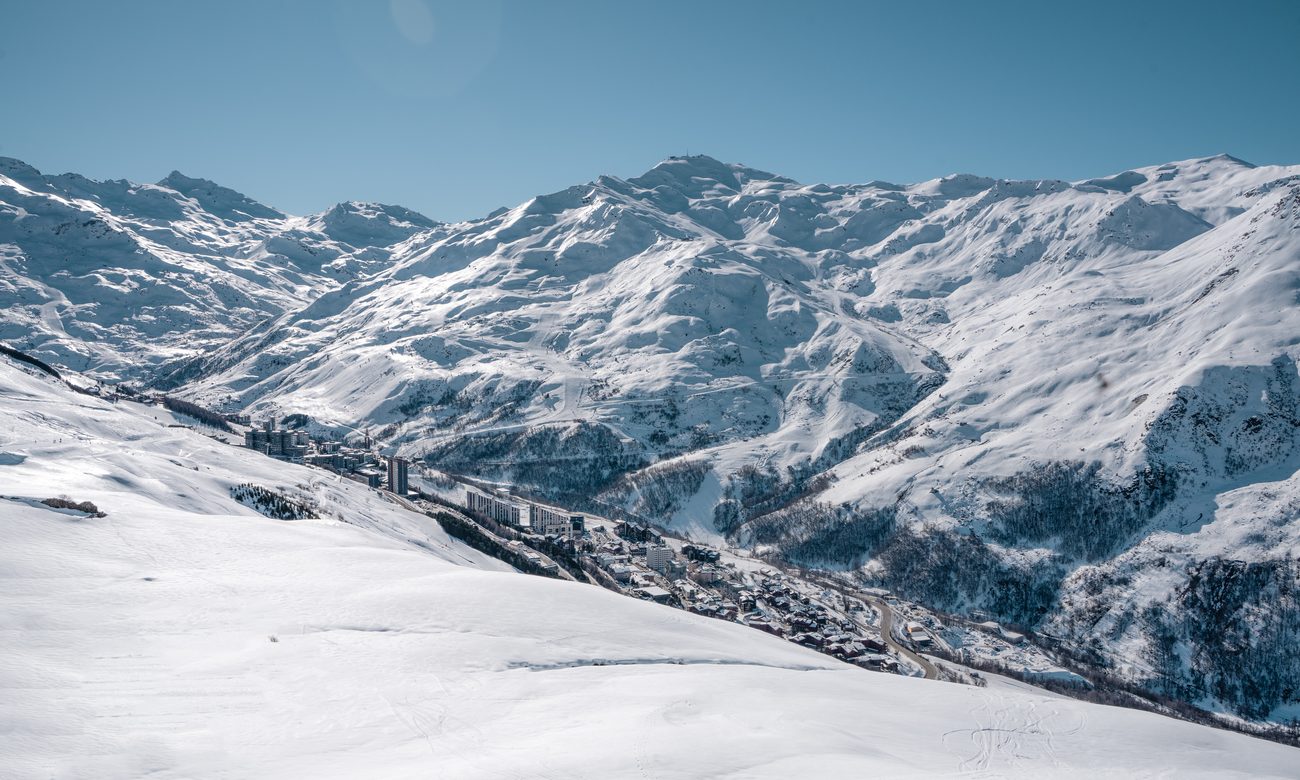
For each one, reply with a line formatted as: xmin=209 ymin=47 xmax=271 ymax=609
xmin=865 ymin=596 xmax=939 ymax=680
xmin=802 ymin=570 xmax=939 ymax=680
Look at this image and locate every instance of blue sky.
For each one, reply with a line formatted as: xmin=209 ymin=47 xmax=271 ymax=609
xmin=2 ymin=0 xmax=1297 ymax=221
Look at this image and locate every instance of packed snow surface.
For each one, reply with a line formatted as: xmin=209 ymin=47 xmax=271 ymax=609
xmin=4 ymin=357 xmax=1299 ymax=777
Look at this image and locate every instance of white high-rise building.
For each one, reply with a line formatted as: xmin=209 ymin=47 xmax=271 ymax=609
xmin=646 ymin=544 xmax=673 ymax=575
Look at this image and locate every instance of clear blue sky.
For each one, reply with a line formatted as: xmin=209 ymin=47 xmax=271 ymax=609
xmin=3 ymin=0 xmax=1297 ymax=221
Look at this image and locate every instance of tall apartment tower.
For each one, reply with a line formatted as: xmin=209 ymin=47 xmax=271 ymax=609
xmin=387 ymin=456 xmax=409 ymax=496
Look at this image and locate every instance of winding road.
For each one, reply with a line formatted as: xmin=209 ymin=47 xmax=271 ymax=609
xmin=864 ymin=595 xmax=939 ymax=680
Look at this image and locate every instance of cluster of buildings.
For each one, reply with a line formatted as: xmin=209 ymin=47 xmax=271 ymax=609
xmin=239 ymin=418 xmax=411 ymax=496
xmin=463 ymin=489 xmax=585 ymax=536
xmin=243 ymin=421 xmax=310 ymax=462
xmin=590 ymin=531 xmax=732 ymax=611
xmin=588 ymin=529 xmax=901 ymax=672
xmin=740 ymin=573 xmax=893 ymax=669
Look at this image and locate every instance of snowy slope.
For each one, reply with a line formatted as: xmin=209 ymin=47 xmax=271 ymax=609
xmin=0 ymin=157 xmax=440 ymax=381
xmin=805 ymin=161 xmax=1300 ymax=719
xmin=3 ymin=355 xmax=1298 ymax=778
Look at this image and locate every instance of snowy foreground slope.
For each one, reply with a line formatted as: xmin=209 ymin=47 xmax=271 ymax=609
xmin=0 ymin=157 xmax=439 ymax=381
xmin=4 ymin=359 xmax=1299 ymax=777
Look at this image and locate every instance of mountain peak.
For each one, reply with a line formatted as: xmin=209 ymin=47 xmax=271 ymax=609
xmin=631 ymin=154 xmax=795 ymax=195
xmin=1201 ymin=152 xmax=1255 ymax=168
xmin=0 ymin=156 xmax=46 ymax=188
xmin=313 ymin=200 xmax=439 ymax=246
xmin=325 ymin=200 xmax=436 ymax=225
xmin=158 ymin=170 xmax=284 ymax=222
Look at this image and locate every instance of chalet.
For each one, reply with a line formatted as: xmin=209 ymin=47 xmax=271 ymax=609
xmin=855 ymin=654 xmax=899 ymax=673
xmin=681 ymin=543 xmax=721 ymax=563
xmin=614 ymin=521 xmax=661 ymax=544
xmin=793 ymin=632 xmax=824 ymax=649
xmin=789 ymin=615 xmax=819 ymax=633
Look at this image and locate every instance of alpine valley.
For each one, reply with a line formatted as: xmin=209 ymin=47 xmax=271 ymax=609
xmin=4 ymin=151 xmax=1300 ymax=773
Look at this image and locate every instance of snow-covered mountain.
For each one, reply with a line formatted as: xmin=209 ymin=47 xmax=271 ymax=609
xmin=165 ymin=153 xmax=1300 ymax=721
xmin=4 ymin=352 xmax=1297 ymax=778
xmin=0 ymin=157 xmax=440 ymax=381
xmin=5 ymin=152 xmax=1299 ymax=722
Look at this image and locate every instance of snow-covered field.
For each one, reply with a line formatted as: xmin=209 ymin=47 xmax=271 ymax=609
xmin=4 ymin=357 xmax=1300 ymax=777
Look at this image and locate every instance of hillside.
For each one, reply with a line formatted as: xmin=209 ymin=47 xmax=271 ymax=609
xmin=3 ymin=353 xmax=1298 ymax=778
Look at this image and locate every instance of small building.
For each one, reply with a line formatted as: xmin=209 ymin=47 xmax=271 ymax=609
xmin=522 ymin=552 xmax=558 ymax=573
xmin=904 ymin=621 xmax=933 ymax=647
xmin=354 ymin=468 xmax=383 ymax=489
xmin=739 ymin=591 xmax=757 ymax=612
xmin=690 ymin=564 xmax=722 ymax=585
xmin=855 ymin=654 xmax=899 ymax=673
xmin=596 ymin=552 xmax=627 ymax=568
xmin=633 ymin=585 xmax=673 ymax=604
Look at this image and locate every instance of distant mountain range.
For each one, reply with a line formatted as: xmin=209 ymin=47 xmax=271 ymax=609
xmin=3 ymin=151 xmax=1298 ymax=720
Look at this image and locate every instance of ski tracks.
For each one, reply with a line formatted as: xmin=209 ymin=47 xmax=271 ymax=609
xmin=943 ymin=693 xmax=1088 ymax=774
